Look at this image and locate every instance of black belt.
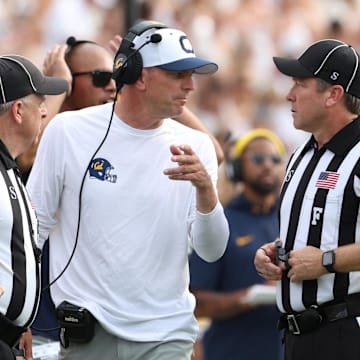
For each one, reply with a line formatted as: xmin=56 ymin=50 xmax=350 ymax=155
xmin=279 ymin=293 xmax=360 ymax=335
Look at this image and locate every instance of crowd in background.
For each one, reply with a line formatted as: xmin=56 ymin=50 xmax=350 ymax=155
xmin=2 ymin=2 xmax=360 ymax=359
xmin=1 ymin=0 xmax=360 ymax=164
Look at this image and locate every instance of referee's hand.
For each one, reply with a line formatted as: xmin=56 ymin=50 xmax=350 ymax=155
xmin=254 ymin=240 xmax=283 ymax=281
xmin=286 ymin=245 xmax=327 ymax=282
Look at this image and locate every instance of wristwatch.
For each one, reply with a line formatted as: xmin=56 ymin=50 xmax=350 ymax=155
xmin=322 ymin=250 xmax=336 ymax=273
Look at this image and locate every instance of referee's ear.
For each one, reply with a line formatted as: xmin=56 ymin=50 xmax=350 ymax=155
xmin=10 ymin=99 xmax=25 ymax=125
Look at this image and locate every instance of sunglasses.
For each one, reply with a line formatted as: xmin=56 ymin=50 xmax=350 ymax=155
xmin=246 ymin=153 xmax=282 ymax=165
xmin=72 ymin=70 xmax=113 ymax=88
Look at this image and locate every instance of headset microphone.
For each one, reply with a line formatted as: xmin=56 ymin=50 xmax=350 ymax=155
xmin=150 ymin=33 xmax=162 ymax=43
xmin=112 ymin=27 xmax=165 ymax=91
xmin=133 ymin=33 xmax=162 ymax=52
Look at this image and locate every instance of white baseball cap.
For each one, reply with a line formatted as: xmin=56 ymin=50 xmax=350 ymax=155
xmin=133 ymin=27 xmax=218 ymax=75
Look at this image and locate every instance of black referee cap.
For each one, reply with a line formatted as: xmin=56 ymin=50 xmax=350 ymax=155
xmin=0 ymin=55 xmax=68 ymax=104
xmin=273 ymin=39 xmax=360 ymax=98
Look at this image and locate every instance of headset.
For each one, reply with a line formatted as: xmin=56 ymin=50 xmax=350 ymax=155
xmin=227 ymin=156 xmax=244 ymax=183
xmin=112 ymin=19 xmax=167 ymax=91
xmin=226 ymin=128 xmax=286 ymax=183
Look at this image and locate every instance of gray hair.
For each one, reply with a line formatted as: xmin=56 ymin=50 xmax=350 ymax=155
xmin=316 ymin=78 xmax=360 ymax=114
xmin=0 ymin=95 xmax=35 ymax=116
xmin=0 ymin=101 xmax=15 ymax=115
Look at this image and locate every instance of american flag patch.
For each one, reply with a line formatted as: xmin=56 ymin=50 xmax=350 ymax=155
xmin=315 ymin=171 xmax=340 ymax=189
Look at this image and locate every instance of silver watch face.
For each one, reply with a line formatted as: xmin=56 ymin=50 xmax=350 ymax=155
xmin=323 ymin=251 xmax=334 ymax=266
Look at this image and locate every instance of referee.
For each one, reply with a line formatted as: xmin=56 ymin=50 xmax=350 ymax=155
xmin=254 ymin=39 xmax=360 ymax=360
xmin=0 ymin=55 xmax=67 ymax=359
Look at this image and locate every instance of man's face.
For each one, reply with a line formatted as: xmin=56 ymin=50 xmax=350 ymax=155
xmin=68 ymin=45 xmax=116 ymax=110
xmin=241 ymin=138 xmax=284 ymax=195
xmin=286 ymin=77 xmax=329 ymax=133
xmin=20 ymin=94 xmax=47 ymax=148
xmin=141 ymin=67 xmax=195 ymax=119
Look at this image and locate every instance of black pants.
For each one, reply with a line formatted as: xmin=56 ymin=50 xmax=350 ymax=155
xmin=0 ymin=340 xmax=15 ymax=360
xmin=284 ymin=317 xmax=360 ymax=360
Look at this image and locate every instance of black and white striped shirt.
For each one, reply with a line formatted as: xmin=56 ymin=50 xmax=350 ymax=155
xmin=0 ymin=140 xmax=40 ymax=327
xmin=278 ymin=118 xmax=360 ymax=313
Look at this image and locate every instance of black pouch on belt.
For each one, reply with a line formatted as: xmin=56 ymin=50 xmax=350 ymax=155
xmin=0 ymin=312 xmax=27 ymax=347
xmin=56 ymin=301 xmax=96 ymax=348
xmin=298 ymin=306 xmax=323 ymax=332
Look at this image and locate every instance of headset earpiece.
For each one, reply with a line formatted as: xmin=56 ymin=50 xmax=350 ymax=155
xmin=226 ymin=158 xmax=243 ymax=183
xmin=112 ymin=19 xmax=167 ymax=91
xmin=113 ymin=38 xmax=143 ymax=88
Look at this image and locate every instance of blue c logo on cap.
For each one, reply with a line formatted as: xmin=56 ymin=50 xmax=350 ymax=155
xmin=180 ymin=36 xmax=194 ymax=54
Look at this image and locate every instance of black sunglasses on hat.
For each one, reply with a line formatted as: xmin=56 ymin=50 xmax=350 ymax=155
xmin=72 ymin=70 xmax=113 ymax=88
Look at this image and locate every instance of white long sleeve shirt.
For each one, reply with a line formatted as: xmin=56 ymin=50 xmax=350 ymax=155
xmin=27 ymin=103 xmax=229 ymax=342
